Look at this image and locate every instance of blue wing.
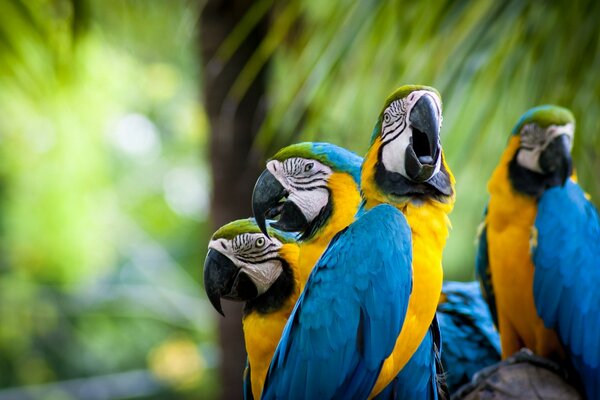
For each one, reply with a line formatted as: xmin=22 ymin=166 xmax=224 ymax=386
xmin=437 ymin=281 xmax=501 ymax=392
xmin=533 ymin=179 xmax=600 ymax=400
xmin=262 ymin=204 xmax=413 ymax=399
xmin=475 ymin=205 xmax=498 ymax=327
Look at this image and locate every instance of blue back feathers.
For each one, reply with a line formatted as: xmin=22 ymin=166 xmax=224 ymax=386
xmin=437 ymin=281 xmax=501 ymax=392
xmin=533 ymin=179 xmax=600 ymax=399
xmin=262 ymin=204 xmax=413 ymax=399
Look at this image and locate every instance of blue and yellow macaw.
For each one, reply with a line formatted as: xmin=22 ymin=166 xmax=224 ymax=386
xmin=476 ymin=105 xmax=600 ymax=399
xmin=255 ymin=85 xmax=455 ymax=399
xmin=203 ymin=219 xmax=300 ymax=400
xmin=253 ymin=142 xmax=363 ymax=289
xmin=437 ymin=281 xmax=501 ymax=392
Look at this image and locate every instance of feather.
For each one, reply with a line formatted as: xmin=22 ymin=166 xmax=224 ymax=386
xmin=262 ymin=204 xmax=413 ymax=399
xmin=437 ymin=281 xmax=501 ymax=393
xmin=533 ymin=179 xmax=600 ymax=399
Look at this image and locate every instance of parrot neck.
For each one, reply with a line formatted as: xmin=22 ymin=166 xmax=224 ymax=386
xmin=361 ymin=135 xmax=389 ymax=209
xmin=297 ymin=172 xmax=361 ymax=289
xmin=370 ymin=196 xmax=452 ymax=397
xmin=242 ymin=244 xmax=301 ymax=400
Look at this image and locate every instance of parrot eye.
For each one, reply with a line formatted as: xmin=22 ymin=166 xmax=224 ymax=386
xmin=304 ymin=163 xmax=314 ymax=172
xmin=255 ymin=237 xmax=265 ymax=247
xmin=383 ymin=113 xmax=391 ymax=123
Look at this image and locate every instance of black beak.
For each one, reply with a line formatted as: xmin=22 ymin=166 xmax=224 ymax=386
xmin=203 ymin=249 xmax=258 ymax=316
xmin=539 ymin=134 xmax=572 ymax=186
xmin=252 ymin=169 xmax=308 ymax=235
xmin=270 ymin=201 xmax=308 ymax=232
xmin=252 ymin=169 xmax=287 ymax=237
xmin=405 ymin=95 xmax=441 ymax=182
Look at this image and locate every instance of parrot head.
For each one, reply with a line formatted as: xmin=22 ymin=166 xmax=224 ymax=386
xmin=252 ymin=142 xmax=361 ymax=238
xmin=362 ymin=85 xmax=454 ymax=207
xmin=203 ymin=219 xmax=298 ymax=316
xmin=508 ymin=105 xmax=575 ymax=197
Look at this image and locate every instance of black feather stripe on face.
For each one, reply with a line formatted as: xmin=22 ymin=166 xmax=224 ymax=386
xmin=244 ymin=257 xmax=296 ymax=315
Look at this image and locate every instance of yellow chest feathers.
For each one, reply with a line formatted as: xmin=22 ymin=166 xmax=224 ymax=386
xmin=297 ymin=172 xmax=361 ymax=288
xmin=486 ymin=137 xmax=539 ymax=281
xmin=242 ymin=244 xmax=300 ymax=400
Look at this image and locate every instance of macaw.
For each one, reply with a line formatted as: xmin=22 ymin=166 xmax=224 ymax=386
xmin=254 ymin=85 xmax=455 ymax=399
xmin=253 ymin=142 xmax=363 ymax=288
xmin=437 ymin=281 xmax=501 ymax=392
xmin=203 ymin=219 xmax=300 ymax=400
xmin=476 ymin=105 xmax=600 ymax=399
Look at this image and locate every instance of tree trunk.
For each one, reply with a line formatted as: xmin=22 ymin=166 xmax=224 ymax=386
xmin=200 ymin=1 xmax=269 ymax=399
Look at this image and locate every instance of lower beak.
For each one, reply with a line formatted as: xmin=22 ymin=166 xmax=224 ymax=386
xmin=405 ymin=95 xmax=441 ymax=182
xmin=252 ymin=169 xmax=287 ymax=237
xmin=203 ymin=249 xmax=258 ymax=316
xmin=270 ymin=201 xmax=308 ymax=232
xmin=252 ymin=169 xmax=308 ymax=234
xmin=539 ymin=134 xmax=572 ymax=185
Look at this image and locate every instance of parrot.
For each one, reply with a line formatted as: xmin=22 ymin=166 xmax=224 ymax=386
xmin=253 ymin=85 xmax=455 ymax=399
xmin=203 ymin=218 xmax=442 ymax=400
xmin=436 ymin=281 xmax=501 ymax=392
xmin=252 ymin=142 xmax=363 ymax=288
xmin=476 ymin=105 xmax=600 ymax=399
xmin=203 ymin=219 xmax=300 ymax=400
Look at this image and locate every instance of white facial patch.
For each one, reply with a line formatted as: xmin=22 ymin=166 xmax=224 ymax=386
xmin=208 ymin=233 xmax=284 ymax=295
xmin=516 ymin=123 xmax=574 ymax=173
xmin=267 ymin=158 xmax=332 ymax=223
xmin=380 ymin=90 xmax=443 ymax=179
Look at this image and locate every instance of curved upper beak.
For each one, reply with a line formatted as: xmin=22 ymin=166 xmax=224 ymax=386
xmin=539 ymin=134 xmax=572 ymax=186
xmin=405 ymin=94 xmax=441 ymax=182
xmin=203 ymin=249 xmax=258 ymax=316
xmin=252 ymin=169 xmax=287 ymax=237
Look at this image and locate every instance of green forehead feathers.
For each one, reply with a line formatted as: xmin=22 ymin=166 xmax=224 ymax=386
xmin=269 ymin=142 xmax=362 ymax=183
xmin=271 ymin=143 xmax=319 ymax=163
xmin=379 ymin=85 xmax=441 ymax=115
xmin=212 ymin=218 xmax=296 ymax=243
xmin=512 ymin=105 xmax=575 ymax=135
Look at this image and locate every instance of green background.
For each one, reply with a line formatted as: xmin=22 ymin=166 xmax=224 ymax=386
xmin=0 ymin=1 xmax=598 ymax=398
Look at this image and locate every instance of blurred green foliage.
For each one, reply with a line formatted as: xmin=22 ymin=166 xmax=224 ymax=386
xmin=0 ymin=0 xmax=217 ymax=398
xmin=0 ymin=0 xmax=598 ymax=399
